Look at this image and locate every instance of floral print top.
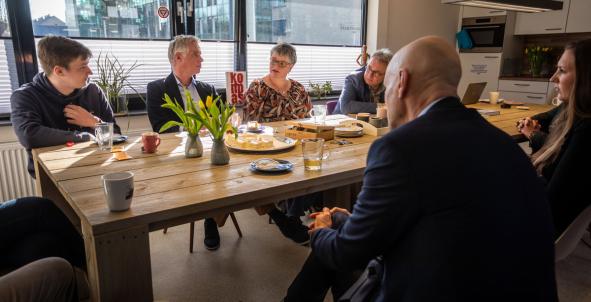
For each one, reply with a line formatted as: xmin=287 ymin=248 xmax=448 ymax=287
xmin=245 ymin=79 xmax=311 ymax=122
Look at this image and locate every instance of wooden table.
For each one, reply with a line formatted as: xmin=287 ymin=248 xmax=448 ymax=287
xmin=32 ymin=115 xmax=374 ymax=302
xmin=31 ymin=106 xmax=554 ymax=301
xmin=467 ymin=103 xmax=554 ymax=140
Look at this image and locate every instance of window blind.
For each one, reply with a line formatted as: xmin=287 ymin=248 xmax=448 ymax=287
xmin=247 ymin=43 xmax=361 ymax=91
xmin=0 ymin=39 xmax=18 ymax=115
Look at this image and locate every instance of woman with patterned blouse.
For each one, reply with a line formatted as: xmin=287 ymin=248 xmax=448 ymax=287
xmin=245 ymin=43 xmax=311 ymax=122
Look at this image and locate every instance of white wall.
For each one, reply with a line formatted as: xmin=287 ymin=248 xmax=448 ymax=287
xmin=367 ymin=0 xmax=460 ymax=53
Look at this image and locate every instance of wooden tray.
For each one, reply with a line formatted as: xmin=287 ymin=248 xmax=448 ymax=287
xmin=284 ymin=121 xmax=335 ymax=141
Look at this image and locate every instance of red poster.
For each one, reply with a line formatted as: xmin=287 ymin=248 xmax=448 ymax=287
xmin=225 ymin=71 xmax=247 ymax=106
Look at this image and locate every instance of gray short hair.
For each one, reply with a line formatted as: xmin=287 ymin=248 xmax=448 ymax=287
xmin=168 ymin=35 xmax=200 ymax=64
xmin=370 ymin=48 xmax=393 ymax=65
xmin=270 ymin=42 xmax=297 ymax=65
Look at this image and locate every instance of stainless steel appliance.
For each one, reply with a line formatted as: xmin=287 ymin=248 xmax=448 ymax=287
xmin=460 ymin=15 xmax=506 ymax=53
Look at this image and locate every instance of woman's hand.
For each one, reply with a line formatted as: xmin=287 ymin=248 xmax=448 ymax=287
xmin=516 ymin=117 xmax=541 ymax=139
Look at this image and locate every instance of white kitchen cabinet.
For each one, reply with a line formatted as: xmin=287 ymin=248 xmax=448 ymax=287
xmin=514 ymin=0 xmax=570 ymax=35
xmin=499 ymin=79 xmax=550 ymax=104
xmin=462 ymin=7 xmax=506 ymax=18
xmin=498 ymin=80 xmax=549 ymax=94
xmin=566 ymin=0 xmax=591 ymax=33
xmin=500 ymin=91 xmax=548 ymax=104
xmin=459 ymin=53 xmax=502 ymax=100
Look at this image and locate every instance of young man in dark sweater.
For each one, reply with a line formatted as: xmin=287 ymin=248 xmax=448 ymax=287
xmin=10 ymin=36 xmax=119 ymax=178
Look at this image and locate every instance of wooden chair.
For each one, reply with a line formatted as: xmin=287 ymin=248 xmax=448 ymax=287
xmin=555 ymin=203 xmax=591 ymax=262
xmin=163 ymin=213 xmax=243 ymax=253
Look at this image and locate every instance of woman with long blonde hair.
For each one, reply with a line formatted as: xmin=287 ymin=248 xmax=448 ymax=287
xmin=517 ymin=39 xmax=591 ymax=236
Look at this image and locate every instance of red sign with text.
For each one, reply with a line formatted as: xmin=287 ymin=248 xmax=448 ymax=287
xmin=226 ymin=71 xmax=247 ymax=106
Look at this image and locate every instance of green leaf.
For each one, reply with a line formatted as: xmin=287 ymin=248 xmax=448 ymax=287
xmin=159 ymin=121 xmax=184 ymax=133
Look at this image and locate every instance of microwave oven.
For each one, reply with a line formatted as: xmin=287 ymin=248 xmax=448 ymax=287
xmin=460 ymin=15 xmax=506 ymax=53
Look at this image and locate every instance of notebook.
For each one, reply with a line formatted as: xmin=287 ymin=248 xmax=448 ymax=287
xmin=461 ymin=82 xmax=487 ymax=105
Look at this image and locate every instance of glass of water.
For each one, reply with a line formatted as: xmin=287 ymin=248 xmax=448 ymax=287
xmin=311 ymin=104 xmax=327 ymax=124
xmin=95 ymin=122 xmax=113 ymax=151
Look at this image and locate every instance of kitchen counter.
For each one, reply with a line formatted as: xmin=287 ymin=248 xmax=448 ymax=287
xmin=499 ymin=76 xmax=551 ymax=82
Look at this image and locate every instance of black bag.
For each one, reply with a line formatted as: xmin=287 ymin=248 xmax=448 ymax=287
xmin=338 ymin=256 xmax=384 ymax=302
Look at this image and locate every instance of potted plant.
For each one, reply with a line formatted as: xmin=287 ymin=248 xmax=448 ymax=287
xmin=525 ymin=46 xmax=552 ymax=77
xmin=308 ymin=81 xmax=333 ymax=101
xmin=159 ymin=91 xmax=204 ymax=158
xmin=187 ymin=95 xmax=237 ymax=165
xmin=94 ymin=52 xmax=144 ymax=115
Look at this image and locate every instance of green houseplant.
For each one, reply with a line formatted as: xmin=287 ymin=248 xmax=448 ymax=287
xmin=94 ymin=52 xmax=144 ymax=114
xmin=159 ymin=91 xmax=204 ymax=158
xmin=187 ymin=95 xmax=237 ymax=165
xmin=308 ymin=81 xmax=333 ymax=100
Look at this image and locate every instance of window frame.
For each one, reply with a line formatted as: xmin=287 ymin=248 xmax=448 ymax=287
xmin=244 ymin=0 xmax=366 ymax=48
xmin=0 ymin=0 xmax=368 ymax=121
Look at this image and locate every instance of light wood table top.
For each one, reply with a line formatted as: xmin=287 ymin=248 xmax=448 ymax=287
xmin=30 ymin=107 xmax=554 ymax=301
xmin=467 ymin=102 xmax=554 ymax=140
xmin=32 ymin=114 xmax=374 ymax=301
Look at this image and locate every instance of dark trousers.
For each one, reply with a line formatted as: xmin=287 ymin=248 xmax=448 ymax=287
xmin=285 ymin=211 xmax=364 ymax=302
xmin=0 ymin=197 xmax=85 ymax=271
xmin=285 ymin=191 xmax=323 ymax=217
xmin=286 ymin=252 xmax=364 ymax=302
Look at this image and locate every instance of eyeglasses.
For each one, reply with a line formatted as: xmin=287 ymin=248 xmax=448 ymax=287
xmin=270 ymin=59 xmax=292 ymax=68
xmin=366 ymin=66 xmax=385 ymax=78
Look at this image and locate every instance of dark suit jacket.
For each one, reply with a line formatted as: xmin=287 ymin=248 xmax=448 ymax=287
xmin=312 ymin=97 xmax=557 ymax=302
xmin=147 ymin=73 xmax=218 ymax=133
xmin=541 ymin=117 xmax=591 ymax=236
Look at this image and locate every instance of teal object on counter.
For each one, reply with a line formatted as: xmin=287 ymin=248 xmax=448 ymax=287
xmin=456 ymin=29 xmax=473 ymax=49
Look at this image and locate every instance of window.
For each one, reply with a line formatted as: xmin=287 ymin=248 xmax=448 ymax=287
xmin=0 ymin=0 xmax=8 ymax=37
xmin=194 ymin=0 xmax=234 ymax=41
xmin=28 ymin=0 xmax=171 ymax=39
xmin=246 ymin=0 xmax=363 ymax=46
xmin=0 ymin=0 xmax=17 ymax=115
xmin=247 ymin=43 xmax=360 ymax=91
xmin=246 ymin=1 xmax=363 ymax=93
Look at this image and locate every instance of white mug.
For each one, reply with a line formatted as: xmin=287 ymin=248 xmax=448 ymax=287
xmin=489 ymin=91 xmax=500 ymax=105
xmin=102 ymin=172 xmax=134 ymax=212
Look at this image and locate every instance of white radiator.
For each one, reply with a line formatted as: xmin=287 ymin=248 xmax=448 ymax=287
xmin=0 ymin=143 xmax=36 ymax=201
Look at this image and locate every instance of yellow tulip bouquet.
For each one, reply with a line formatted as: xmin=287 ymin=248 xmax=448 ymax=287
xmin=525 ymin=46 xmax=552 ymax=77
xmin=187 ymin=94 xmax=237 ymax=165
xmin=159 ymin=91 xmax=202 ymax=137
xmin=187 ymin=95 xmax=238 ymax=141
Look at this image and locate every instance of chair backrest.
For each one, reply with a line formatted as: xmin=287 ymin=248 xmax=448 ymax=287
xmin=555 ymin=203 xmax=591 ymax=262
xmin=326 ymin=100 xmax=338 ymax=115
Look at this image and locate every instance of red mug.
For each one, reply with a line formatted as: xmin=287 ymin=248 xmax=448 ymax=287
xmin=141 ymin=132 xmax=160 ymax=153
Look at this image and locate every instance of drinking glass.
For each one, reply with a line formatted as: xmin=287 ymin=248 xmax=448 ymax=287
xmin=311 ymin=104 xmax=327 ymax=124
xmin=230 ymin=112 xmax=243 ymax=128
xmin=95 ymin=122 xmax=113 ymax=151
xmin=302 ymin=138 xmax=330 ymax=171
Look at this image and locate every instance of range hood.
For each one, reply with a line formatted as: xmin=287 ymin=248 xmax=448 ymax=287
xmin=442 ymin=0 xmax=563 ymax=13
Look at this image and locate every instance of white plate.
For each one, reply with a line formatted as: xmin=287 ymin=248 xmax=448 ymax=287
xmin=225 ymin=135 xmax=297 ymax=153
xmin=335 ymin=131 xmax=364 ymax=138
xmin=335 ymin=125 xmax=364 ymax=138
